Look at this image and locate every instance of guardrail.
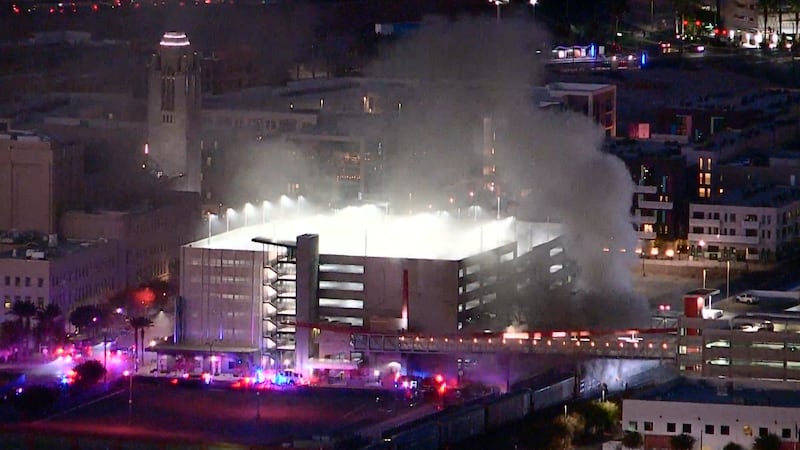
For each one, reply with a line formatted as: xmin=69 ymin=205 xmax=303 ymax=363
xmin=351 ymin=333 xmax=677 ymax=360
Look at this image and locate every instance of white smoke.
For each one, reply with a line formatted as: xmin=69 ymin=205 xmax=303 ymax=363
xmin=365 ymin=15 xmax=648 ymax=328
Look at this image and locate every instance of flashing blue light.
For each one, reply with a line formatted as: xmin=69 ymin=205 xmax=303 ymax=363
xmin=589 ymin=44 xmax=596 ymax=58
xmin=640 ymin=52 xmax=647 ymax=66
xmin=255 ymin=368 xmax=265 ymax=384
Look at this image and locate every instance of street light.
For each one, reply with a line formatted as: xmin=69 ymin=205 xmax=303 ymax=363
xmin=702 ymin=268 xmax=708 ymax=289
xmin=726 ymin=259 xmax=731 ymax=299
xmin=226 ymin=208 xmax=234 ymax=232
xmin=244 ymin=203 xmax=254 ymax=227
xmin=489 ymin=0 xmax=509 ymax=24
xmin=207 ymin=212 xmax=217 ymax=244
xmin=262 ymin=200 xmax=271 ymax=224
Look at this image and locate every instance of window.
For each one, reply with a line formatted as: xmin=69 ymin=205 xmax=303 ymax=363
xmin=37 ymin=278 xmax=44 ymax=288
xmin=760 ymin=427 xmax=769 ymax=437
xmin=14 ymin=277 xmax=20 ymax=287
xmin=667 ymin=423 xmax=676 ymax=433
xmin=744 ymin=426 xmax=753 ymax=437
xmin=628 ymin=421 xmax=638 ymax=431
xmin=682 ymin=424 xmax=692 ymax=433
xmin=783 ymin=428 xmax=791 ymax=439
xmin=4 ymin=276 xmax=8 ymax=286
xmin=705 ymin=425 xmax=714 ymax=435
xmin=721 ymin=425 xmax=730 ymax=435
xmin=24 ymin=277 xmax=30 ymax=287
xmin=644 ymin=422 xmax=653 ymax=431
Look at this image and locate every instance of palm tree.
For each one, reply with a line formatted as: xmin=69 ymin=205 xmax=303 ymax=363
xmin=7 ymin=300 xmax=37 ymax=352
xmin=673 ymin=0 xmax=698 ymax=35
xmin=128 ymin=316 xmax=153 ymax=371
xmin=758 ymin=0 xmax=779 ymax=42
xmin=8 ymin=300 xmax=37 ymax=331
xmin=622 ymin=430 xmax=644 ymax=449
xmin=753 ymin=433 xmax=782 ymax=450
xmin=609 ymin=0 xmax=629 ymax=42
xmin=788 ymin=0 xmax=800 ymax=38
xmin=670 ymin=433 xmax=696 ymax=450
xmin=34 ymin=304 xmax=62 ymax=349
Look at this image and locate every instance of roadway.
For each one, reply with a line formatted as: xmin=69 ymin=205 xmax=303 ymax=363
xmin=0 ymin=380 xmax=420 ymax=447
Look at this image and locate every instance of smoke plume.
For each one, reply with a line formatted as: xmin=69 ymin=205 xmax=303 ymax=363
xmin=365 ymin=15 xmax=648 ymax=328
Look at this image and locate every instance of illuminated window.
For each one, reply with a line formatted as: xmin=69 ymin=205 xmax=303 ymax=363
xmin=744 ymin=426 xmax=753 ymax=437
xmin=699 ymin=157 xmax=704 ymax=170
xmin=3 ymin=300 xmax=10 ymax=309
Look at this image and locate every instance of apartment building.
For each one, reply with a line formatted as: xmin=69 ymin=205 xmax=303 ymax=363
xmin=624 ymin=379 xmax=800 ymax=450
xmin=688 ymin=185 xmax=800 ymax=261
xmin=0 ymin=125 xmax=84 ymax=234
xmin=0 ymin=237 xmax=123 ymax=322
xmin=59 ymin=193 xmax=198 ymax=286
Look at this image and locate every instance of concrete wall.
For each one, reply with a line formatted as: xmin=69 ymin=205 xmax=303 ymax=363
xmin=179 ymin=246 xmax=262 ymax=348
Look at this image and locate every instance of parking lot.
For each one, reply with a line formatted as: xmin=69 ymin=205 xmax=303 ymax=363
xmin=0 ymin=379 xmax=417 ymax=447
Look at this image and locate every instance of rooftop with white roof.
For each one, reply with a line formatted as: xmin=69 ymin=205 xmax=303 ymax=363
xmin=186 ymin=206 xmax=562 ymax=260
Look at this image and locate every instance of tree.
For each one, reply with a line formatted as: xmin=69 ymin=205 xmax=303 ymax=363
xmin=7 ymin=300 xmax=37 ymax=331
xmin=0 ymin=321 xmax=24 ymax=353
xmin=34 ymin=303 xmax=62 ymax=348
xmin=758 ymin=0 xmax=778 ymax=41
xmin=72 ymin=360 xmax=107 ymax=388
xmin=581 ymin=400 xmax=620 ymax=435
xmin=69 ymin=305 xmax=105 ymax=337
xmin=608 ymin=0 xmax=630 ymax=41
xmin=7 ymin=300 xmax=37 ymax=352
xmin=670 ymin=433 xmax=696 ymax=450
xmin=128 ymin=316 xmax=153 ymax=371
xmin=622 ymin=430 xmax=644 ymax=449
xmin=556 ymin=412 xmax=586 ymax=439
xmin=788 ymin=0 xmax=800 ymax=38
xmin=753 ymin=433 xmax=782 ymax=450
xmin=723 ymin=442 xmax=746 ymax=450
xmin=547 ymin=417 xmax=574 ymax=450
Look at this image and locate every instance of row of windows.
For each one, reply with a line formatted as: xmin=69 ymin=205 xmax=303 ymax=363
xmin=693 ymin=211 xmax=772 ymax=225
xmin=4 ymin=276 xmax=44 ymax=288
xmin=630 ymin=421 xmax=792 ymax=438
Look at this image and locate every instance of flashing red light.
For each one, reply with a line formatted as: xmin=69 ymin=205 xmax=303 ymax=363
xmin=659 ymin=304 xmax=671 ymax=311
xmin=92 ymin=3 xmax=99 ymax=11
xmin=722 ymin=29 xmax=727 ymax=34
xmin=49 ymin=7 xmax=55 ymax=13
xmin=170 ymin=378 xmax=179 ymax=385
xmin=713 ymin=29 xmax=719 ymax=35
xmin=683 ymin=20 xmax=688 ymax=25
xmin=12 ymin=4 xmax=21 ymax=14
xmin=695 ymin=20 xmax=701 ymax=26
xmin=434 ymin=374 xmax=444 ymax=384
xmin=123 ymin=370 xmax=131 ymax=376
xmin=438 ymin=383 xmax=447 ymax=395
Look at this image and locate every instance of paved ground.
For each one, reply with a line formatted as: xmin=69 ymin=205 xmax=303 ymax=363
xmin=0 ymin=381 xmax=419 ymax=447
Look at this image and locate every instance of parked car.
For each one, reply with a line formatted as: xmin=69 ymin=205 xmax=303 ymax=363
xmin=736 ymin=293 xmax=759 ymax=304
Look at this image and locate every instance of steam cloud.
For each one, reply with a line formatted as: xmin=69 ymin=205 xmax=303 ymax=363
xmin=365 ymin=15 xmax=648 ymax=328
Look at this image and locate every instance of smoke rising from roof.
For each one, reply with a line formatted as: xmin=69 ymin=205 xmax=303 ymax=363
xmin=365 ymin=16 xmax=648 ymax=328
